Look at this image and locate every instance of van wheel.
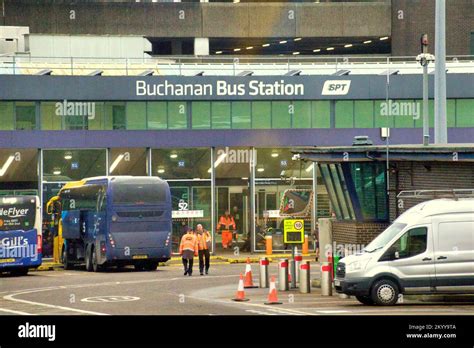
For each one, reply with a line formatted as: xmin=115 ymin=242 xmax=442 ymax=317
xmin=371 ymin=279 xmax=399 ymax=306
xmin=356 ymin=295 xmax=374 ymax=305
xmin=85 ymin=245 xmax=93 ymax=272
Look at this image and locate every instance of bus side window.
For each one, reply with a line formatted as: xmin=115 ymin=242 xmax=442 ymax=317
xmin=97 ymin=186 xmax=107 ymax=212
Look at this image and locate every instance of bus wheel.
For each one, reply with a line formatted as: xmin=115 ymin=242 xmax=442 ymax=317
xmin=134 ymin=263 xmax=145 ymax=272
xmin=11 ymin=268 xmax=29 ymax=276
xmin=62 ymin=246 xmax=73 ymax=270
xmin=85 ymin=245 xmax=93 ymax=272
xmin=91 ymin=246 xmax=103 ymax=272
xmin=143 ymin=261 xmax=158 ymax=271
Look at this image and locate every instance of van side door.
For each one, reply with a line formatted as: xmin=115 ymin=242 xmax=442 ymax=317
xmin=433 ymin=217 xmax=474 ymax=292
xmin=381 ymin=225 xmax=435 ymax=293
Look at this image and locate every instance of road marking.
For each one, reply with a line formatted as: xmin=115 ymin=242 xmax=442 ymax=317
xmin=81 ymin=296 xmax=140 ymax=303
xmin=0 ymin=307 xmax=35 ymax=315
xmin=246 ymin=309 xmax=277 ymax=316
xmin=316 ymin=310 xmax=351 ymax=314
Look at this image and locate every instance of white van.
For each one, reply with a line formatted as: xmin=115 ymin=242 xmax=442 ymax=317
xmin=335 ymin=198 xmax=474 ymax=305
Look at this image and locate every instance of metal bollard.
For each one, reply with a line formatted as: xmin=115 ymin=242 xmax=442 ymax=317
xmin=321 ymin=262 xmax=333 ymax=296
xmin=299 ymin=261 xmax=311 ymax=293
xmin=289 ymin=259 xmax=297 ymax=289
xmin=259 ymin=257 xmax=270 ymax=288
xmin=278 ymin=258 xmax=289 ymax=291
xmin=295 ymin=253 xmax=303 ymax=283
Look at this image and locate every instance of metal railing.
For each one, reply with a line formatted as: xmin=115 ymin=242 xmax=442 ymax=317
xmin=1 ymin=53 xmax=473 ymax=76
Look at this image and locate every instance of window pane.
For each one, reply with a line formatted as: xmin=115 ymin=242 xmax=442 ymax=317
xmin=15 ymin=102 xmax=36 ymax=130
xmin=147 ymin=102 xmax=167 ymax=130
xmin=335 ymin=101 xmax=353 ymax=128
xmin=126 ymin=102 xmax=146 ymax=130
xmin=456 ymin=99 xmax=474 ymax=127
xmin=354 ymin=100 xmax=374 ymax=128
xmin=152 ymin=148 xmax=211 ymax=179
xmin=212 ymin=101 xmax=231 ymax=129
xmin=312 ymin=101 xmax=330 ymax=128
xmin=168 ymin=102 xmax=187 ymax=129
xmin=393 ymin=227 xmax=427 ymax=259
xmin=392 ymin=100 xmax=416 ymax=128
xmin=105 ymin=102 xmax=126 ymax=130
xmin=231 ymin=101 xmax=251 ymax=129
xmin=64 ymin=114 xmax=86 ymax=130
xmin=252 ymin=101 xmax=271 ymax=129
xmin=191 ymin=102 xmax=211 ymax=129
xmin=293 ymin=101 xmax=311 ymax=128
xmin=0 ymin=102 xmax=15 ymax=130
xmin=88 ymin=102 xmax=104 ymax=130
xmin=374 ymin=100 xmax=395 ymax=128
xmin=272 ymin=101 xmax=291 ymax=129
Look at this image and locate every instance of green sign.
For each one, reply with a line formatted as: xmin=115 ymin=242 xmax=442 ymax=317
xmin=283 ymin=219 xmax=304 ymax=244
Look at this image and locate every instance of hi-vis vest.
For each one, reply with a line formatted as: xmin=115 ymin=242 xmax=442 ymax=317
xmin=197 ymin=231 xmax=211 ymax=250
xmin=217 ymin=216 xmax=236 ymax=233
xmin=179 ymin=232 xmax=198 ymax=255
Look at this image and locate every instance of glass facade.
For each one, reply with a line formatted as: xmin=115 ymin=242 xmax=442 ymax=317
xmin=1 ymin=99 xmax=472 ymax=131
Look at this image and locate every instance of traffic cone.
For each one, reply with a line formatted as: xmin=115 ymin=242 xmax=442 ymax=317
xmin=244 ymin=257 xmax=258 ymax=288
xmin=264 ymin=276 xmax=282 ymax=305
xmin=232 ymin=273 xmax=250 ymax=302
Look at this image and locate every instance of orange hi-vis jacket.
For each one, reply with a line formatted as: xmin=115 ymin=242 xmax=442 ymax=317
xmin=217 ymin=215 xmax=236 ymax=233
xmin=179 ymin=232 xmax=198 ymax=256
xmin=197 ymin=231 xmax=212 ymax=250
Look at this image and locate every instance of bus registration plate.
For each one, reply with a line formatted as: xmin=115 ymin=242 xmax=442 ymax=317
xmin=0 ymin=258 xmax=16 ymax=263
xmin=132 ymin=255 xmax=148 ymax=259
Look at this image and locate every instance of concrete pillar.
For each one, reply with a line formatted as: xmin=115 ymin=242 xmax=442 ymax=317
xmin=318 ymin=218 xmax=333 ymax=263
xmin=194 ymin=38 xmax=209 ymax=56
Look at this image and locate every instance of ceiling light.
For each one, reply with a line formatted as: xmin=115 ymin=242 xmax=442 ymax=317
xmin=215 ymin=51 xmax=222 ymax=54
xmin=305 ymin=163 xmax=314 ymax=172
xmin=344 ymin=44 xmax=353 ymax=48
xmin=326 ymin=47 xmax=334 ymax=51
xmin=292 ymin=52 xmax=300 ymax=55
xmin=0 ymin=155 xmax=15 ymax=176
xmin=279 ymin=40 xmax=287 ymax=44
xmin=241 ymin=177 xmax=248 ymax=180
xmin=313 ymin=49 xmax=321 ymax=52
xmin=379 ymin=36 xmax=389 ymax=41
xmin=271 ymin=153 xmax=279 ymax=158
xmin=257 ymin=168 xmax=265 ymax=172
xmin=207 ymin=153 xmax=228 ymax=173
xmin=170 ymin=153 xmax=178 ymax=159
xmin=233 ymin=0 xmax=240 ymax=3
xmin=262 ymin=43 xmax=270 ymax=47
xmin=363 ymin=40 xmax=372 ymax=44
xmin=234 ymin=48 xmax=241 ymax=52
xmin=157 ymin=168 xmax=165 ymax=174
xmin=294 ymin=38 xmax=302 ymax=41
xmin=53 ymin=169 xmax=61 ymax=176
xmin=64 ymin=152 xmax=72 ymax=160
xmin=109 ymin=154 xmax=124 ymax=173
xmin=246 ymin=46 xmax=253 ymax=50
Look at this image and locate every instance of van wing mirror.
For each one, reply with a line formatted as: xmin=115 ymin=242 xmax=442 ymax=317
xmin=394 ymin=251 xmax=400 ymax=259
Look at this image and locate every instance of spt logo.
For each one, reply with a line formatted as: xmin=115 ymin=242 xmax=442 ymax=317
xmin=321 ymin=80 xmax=351 ymax=96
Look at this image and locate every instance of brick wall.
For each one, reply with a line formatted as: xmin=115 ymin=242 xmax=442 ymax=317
xmin=332 ymin=221 xmax=390 ymax=247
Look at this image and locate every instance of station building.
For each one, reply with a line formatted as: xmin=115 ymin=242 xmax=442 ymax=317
xmin=0 ymin=58 xmax=473 ymax=254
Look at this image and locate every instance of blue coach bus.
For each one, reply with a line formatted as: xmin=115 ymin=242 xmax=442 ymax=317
xmin=0 ymin=196 xmax=42 ymax=276
xmin=47 ymin=176 xmax=172 ymax=272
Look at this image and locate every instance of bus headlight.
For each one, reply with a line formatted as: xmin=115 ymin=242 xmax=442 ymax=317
xmin=111 ymin=214 xmax=118 ymax=222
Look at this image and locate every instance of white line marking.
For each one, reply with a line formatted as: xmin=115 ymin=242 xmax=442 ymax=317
xmin=316 ymin=310 xmax=351 ymax=314
xmin=0 ymin=307 xmax=35 ymax=315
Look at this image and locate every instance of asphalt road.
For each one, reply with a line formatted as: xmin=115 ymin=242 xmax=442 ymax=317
xmin=1 ymin=263 xmax=474 ymax=316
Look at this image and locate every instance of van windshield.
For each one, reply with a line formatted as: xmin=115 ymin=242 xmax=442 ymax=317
xmin=364 ymin=222 xmax=407 ymax=253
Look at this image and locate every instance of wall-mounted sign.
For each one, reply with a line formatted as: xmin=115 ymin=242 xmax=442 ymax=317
xmin=283 ymin=218 xmax=305 ymax=244
xmin=172 ymin=210 xmax=204 ymax=218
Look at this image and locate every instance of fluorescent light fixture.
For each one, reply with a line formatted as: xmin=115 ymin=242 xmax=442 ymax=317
xmin=234 ymin=48 xmax=241 ymax=52
xmin=294 ymin=38 xmax=302 ymax=41
xmin=109 ymin=154 xmax=125 ymax=173
xmin=379 ymin=36 xmax=389 ymax=41
xmin=53 ymin=170 xmax=61 ymax=175
xmin=246 ymin=46 xmax=253 ymax=50
xmin=257 ymin=168 xmax=265 ymax=172
xmin=305 ymin=163 xmax=314 ymax=172
xmin=207 ymin=153 xmax=228 ymax=173
xmin=215 ymin=51 xmax=223 ymax=54
xmin=344 ymin=44 xmax=353 ymax=48
xmin=292 ymin=52 xmax=300 ymax=55
xmin=271 ymin=153 xmax=279 ymax=158
xmin=0 ymin=155 xmax=15 ymax=177
xmin=241 ymin=177 xmax=248 ymax=180
xmin=279 ymin=40 xmax=287 ymax=44
xmin=326 ymin=47 xmax=334 ymax=51
xmin=157 ymin=168 xmax=165 ymax=174
xmin=313 ymin=49 xmax=321 ymax=52
xmin=363 ymin=40 xmax=372 ymax=44
xmin=64 ymin=155 xmax=72 ymax=160
xmin=262 ymin=43 xmax=270 ymax=47
xmin=233 ymin=0 xmax=240 ymax=3
xmin=170 ymin=153 xmax=178 ymax=159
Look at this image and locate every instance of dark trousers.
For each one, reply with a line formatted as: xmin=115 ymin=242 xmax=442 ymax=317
xmin=198 ymin=249 xmax=210 ymax=274
xmin=182 ymin=258 xmax=194 ymax=275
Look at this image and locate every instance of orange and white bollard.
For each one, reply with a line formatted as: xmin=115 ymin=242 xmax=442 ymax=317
xmin=264 ymin=276 xmax=282 ymax=305
xmin=278 ymin=259 xmax=289 ymax=291
xmin=299 ymin=261 xmax=311 ymax=294
xmin=302 ymin=234 xmax=309 ymax=255
xmin=265 ymin=234 xmax=273 ymax=255
xmin=244 ymin=257 xmax=258 ymax=288
xmin=321 ymin=262 xmax=333 ymax=296
xmin=295 ymin=253 xmax=303 ymax=283
xmin=232 ymin=273 xmax=250 ymax=302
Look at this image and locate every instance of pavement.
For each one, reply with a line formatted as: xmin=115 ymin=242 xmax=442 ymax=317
xmin=1 ymin=262 xmax=474 ymax=316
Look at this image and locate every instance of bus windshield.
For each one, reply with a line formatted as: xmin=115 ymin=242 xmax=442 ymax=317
xmin=112 ymin=182 xmax=167 ymax=205
xmin=0 ymin=196 xmax=37 ymax=231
